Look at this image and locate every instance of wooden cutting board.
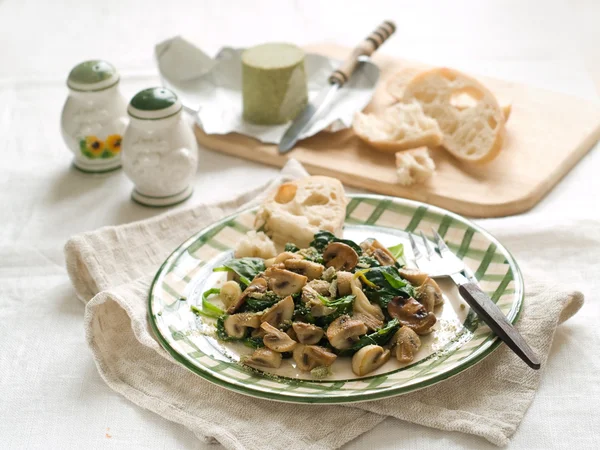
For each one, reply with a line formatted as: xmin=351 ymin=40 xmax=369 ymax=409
xmin=194 ymin=44 xmax=600 ymax=218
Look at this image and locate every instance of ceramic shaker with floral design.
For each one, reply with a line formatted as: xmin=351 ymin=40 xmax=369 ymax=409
xmin=121 ymin=87 xmax=198 ymax=207
xmin=60 ymin=60 xmax=128 ymax=173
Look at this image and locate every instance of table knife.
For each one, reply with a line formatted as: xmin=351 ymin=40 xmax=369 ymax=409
xmin=278 ymin=20 xmax=396 ymax=154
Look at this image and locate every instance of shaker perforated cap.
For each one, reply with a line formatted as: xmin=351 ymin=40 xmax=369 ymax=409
xmin=127 ymin=87 xmax=182 ymax=120
xmin=67 ymin=60 xmax=119 ymax=92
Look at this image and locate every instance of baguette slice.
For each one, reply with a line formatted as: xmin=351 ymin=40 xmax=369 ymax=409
xmin=234 ymin=231 xmax=277 ymax=259
xmin=387 ymin=68 xmax=512 ymax=121
xmin=395 ymin=147 xmax=435 ymax=186
xmin=353 ymin=101 xmax=443 ymax=153
xmin=403 ymin=67 xmax=505 ymax=164
xmin=254 ymin=176 xmax=347 ymax=248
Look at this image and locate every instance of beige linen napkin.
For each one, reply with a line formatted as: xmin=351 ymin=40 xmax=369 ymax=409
xmin=65 ymin=160 xmax=583 ymax=449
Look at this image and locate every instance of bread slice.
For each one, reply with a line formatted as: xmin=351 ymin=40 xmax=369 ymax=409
xmin=395 ymin=147 xmax=436 ymax=186
xmin=353 ymin=101 xmax=443 ymax=153
xmin=387 ymin=68 xmax=512 ymax=122
xmin=254 ymin=176 xmax=347 ymax=248
xmin=403 ymin=67 xmax=505 ymax=164
xmin=234 ymin=231 xmax=277 ymax=259
xmin=386 ymin=67 xmax=427 ymax=100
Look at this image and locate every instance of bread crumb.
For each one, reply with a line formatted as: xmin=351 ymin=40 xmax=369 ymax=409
xmin=395 ymin=147 xmax=435 ymax=186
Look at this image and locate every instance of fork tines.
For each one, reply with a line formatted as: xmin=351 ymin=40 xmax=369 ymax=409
xmin=431 ymin=227 xmax=450 ymax=254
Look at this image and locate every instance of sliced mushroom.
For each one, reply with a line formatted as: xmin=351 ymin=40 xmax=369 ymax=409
xmin=284 ymin=259 xmax=324 ymax=280
xmin=323 ymin=242 xmax=359 ymax=271
xmin=286 ymin=326 xmax=298 ymax=341
xmin=264 ymin=257 xmax=276 ymax=268
xmin=416 ymin=277 xmax=443 ymax=312
xmin=227 ymin=277 xmax=267 ymax=313
xmin=244 ymin=348 xmax=282 ymax=368
xmin=301 ymin=285 xmax=335 ymax=317
xmin=265 ymin=267 xmax=307 ymax=297
xmin=360 ymin=239 xmax=396 ymax=266
xmin=261 ymin=322 xmax=297 ymax=352
xmin=251 ymin=327 xmax=266 ymax=339
xmin=398 ymin=268 xmax=429 ymax=286
xmin=392 ymin=327 xmax=421 ymax=364
xmin=292 ymin=322 xmax=324 ymax=345
xmin=223 ymin=313 xmax=261 ymax=339
xmin=307 ymin=279 xmax=331 ymax=295
xmin=293 ymin=344 xmax=337 ymax=371
xmin=326 ymin=315 xmax=368 ymax=350
xmin=220 ymin=280 xmax=242 ymax=309
xmin=274 ymin=251 xmax=302 ymax=264
xmin=261 ymin=295 xmax=294 ymax=327
xmin=351 ymin=279 xmax=384 ymax=330
xmin=387 ymin=296 xmax=437 ymax=335
xmin=336 ymin=271 xmax=354 ymax=296
xmin=351 ymin=345 xmax=391 ymax=376
xmin=353 ymin=312 xmax=384 ymax=331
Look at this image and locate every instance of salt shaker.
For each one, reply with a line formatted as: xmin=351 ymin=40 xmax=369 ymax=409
xmin=121 ymin=87 xmax=199 ymax=207
xmin=60 ymin=60 xmax=128 ymax=173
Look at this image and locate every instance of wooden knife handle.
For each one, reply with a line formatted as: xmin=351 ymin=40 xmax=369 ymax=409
xmin=328 ymin=20 xmax=396 ymax=86
xmin=458 ymin=282 xmax=541 ymax=370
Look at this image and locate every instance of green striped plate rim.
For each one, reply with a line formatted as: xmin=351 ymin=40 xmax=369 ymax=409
xmin=149 ymin=195 xmax=523 ymax=403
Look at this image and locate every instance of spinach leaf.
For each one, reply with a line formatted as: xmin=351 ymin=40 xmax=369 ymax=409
xmin=214 ymin=257 xmax=265 ymax=287
xmin=243 ymin=336 xmax=265 ymax=349
xmin=284 ymin=243 xmax=300 ymax=253
xmin=319 ymin=294 xmax=355 ymax=310
xmin=387 ymin=243 xmax=406 ymax=266
xmin=345 ymin=319 xmax=400 ymax=354
xmin=190 ymin=288 xmax=224 ymax=319
xmin=215 ymin=315 xmax=233 ymax=341
xmin=356 ymin=255 xmax=381 ymax=269
xmin=244 ymin=291 xmax=280 ymax=312
xmin=293 ymin=301 xmax=313 ymax=322
xmin=362 ymin=266 xmax=416 ymax=309
xmin=314 ymin=294 xmax=356 ymax=327
xmin=310 ymin=231 xmax=362 ymax=255
xmin=245 ymin=297 xmax=278 ymax=312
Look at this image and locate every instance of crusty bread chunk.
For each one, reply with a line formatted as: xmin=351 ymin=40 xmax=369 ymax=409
xmin=395 ymin=147 xmax=435 ymax=186
xmin=255 ymin=176 xmax=347 ymax=248
xmin=403 ymin=67 xmax=505 ymax=163
xmin=353 ymin=101 xmax=443 ymax=153
xmin=387 ymin=68 xmax=512 ymax=122
xmin=234 ymin=231 xmax=277 ymax=259
xmin=386 ymin=67 xmax=427 ymax=100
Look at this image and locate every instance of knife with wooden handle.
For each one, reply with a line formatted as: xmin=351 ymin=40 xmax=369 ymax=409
xmin=278 ymin=20 xmax=396 ymax=153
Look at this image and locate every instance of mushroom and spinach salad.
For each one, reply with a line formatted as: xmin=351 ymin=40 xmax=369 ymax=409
xmin=191 ymin=231 xmax=443 ymax=378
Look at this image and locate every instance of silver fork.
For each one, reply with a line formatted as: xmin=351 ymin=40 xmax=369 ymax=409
xmin=408 ymin=229 xmax=541 ymax=370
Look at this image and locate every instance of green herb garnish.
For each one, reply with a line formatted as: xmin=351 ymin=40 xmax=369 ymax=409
xmin=284 ymin=243 xmax=300 ymax=253
xmin=387 ymin=243 xmax=406 ymax=266
xmin=213 ymin=257 xmax=265 ymax=287
xmin=338 ymin=319 xmax=401 ymax=355
xmin=362 ymin=266 xmax=416 ymax=308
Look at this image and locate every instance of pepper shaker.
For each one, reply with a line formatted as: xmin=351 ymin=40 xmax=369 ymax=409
xmin=60 ymin=60 xmax=128 ymax=173
xmin=122 ymin=87 xmax=199 ymax=207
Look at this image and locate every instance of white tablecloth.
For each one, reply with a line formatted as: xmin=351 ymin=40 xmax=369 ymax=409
xmin=1 ymin=0 xmax=599 ymax=448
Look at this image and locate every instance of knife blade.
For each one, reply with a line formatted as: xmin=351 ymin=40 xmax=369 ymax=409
xmin=278 ymin=82 xmax=340 ymax=154
xmin=278 ymin=20 xmax=396 ymax=154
